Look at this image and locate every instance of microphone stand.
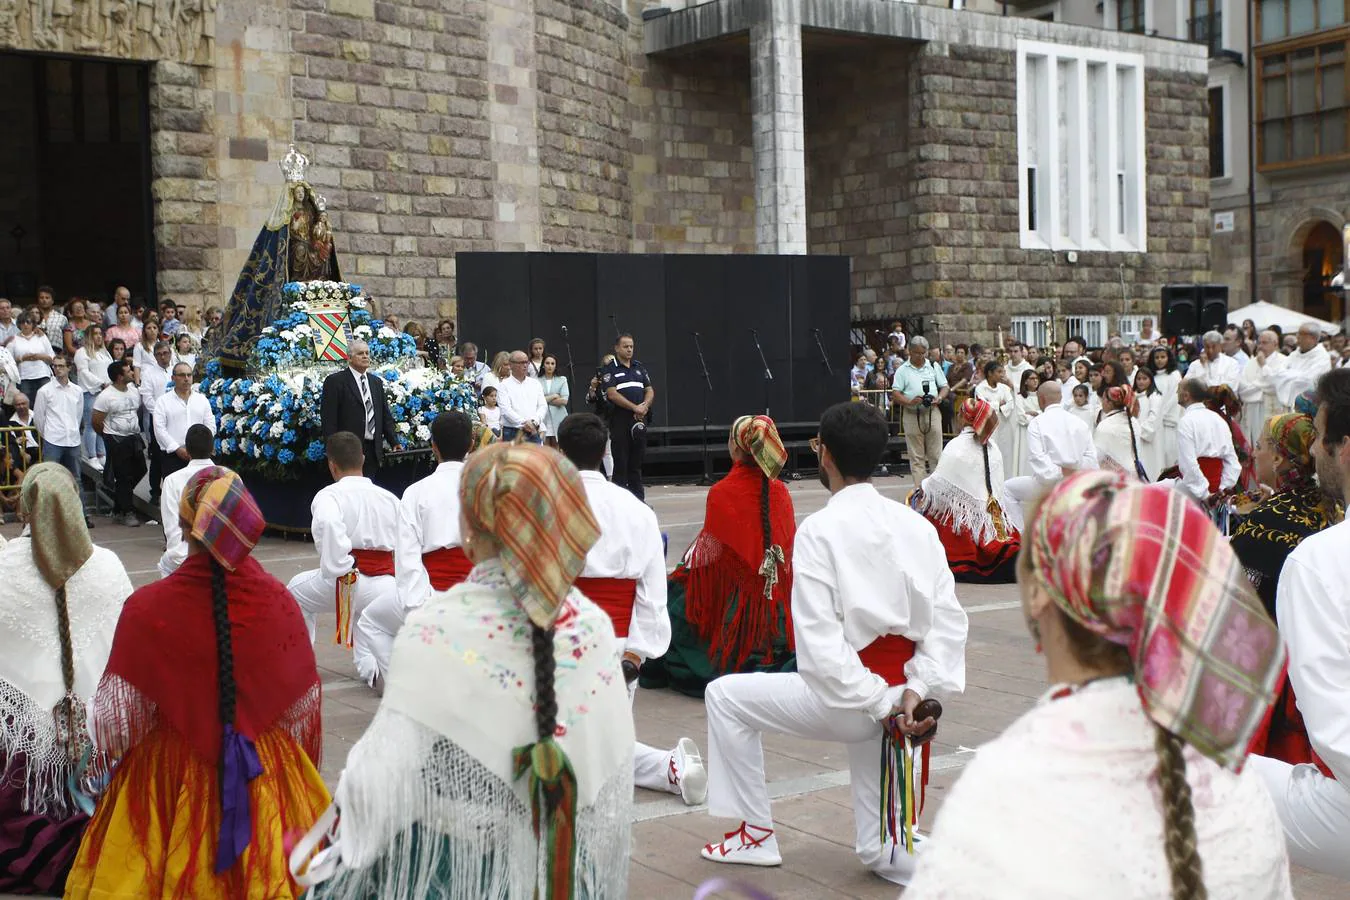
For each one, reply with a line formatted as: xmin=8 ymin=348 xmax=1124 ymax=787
xmin=750 ymin=329 xmax=772 ymax=417
xmin=692 ymin=331 xmax=714 ymax=486
xmin=560 ymin=324 xmax=577 ymax=387
xmin=812 ymin=328 xmax=833 ymax=375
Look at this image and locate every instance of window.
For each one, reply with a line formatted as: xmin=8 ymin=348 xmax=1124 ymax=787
xmin=1017 ymin=40 xmax=1147 ymax=252
xmin=1011 ymin=316 xmax=1051 ymax=348
xmin=1259 ymin=0 xmax=1347 ymax=43
xmin=1190 ymin=0 xmax=1223 ymax=54
xmin=1209 ymin=85 xmax=1228 ymax=176
xmin=1117 ymin=315 xmax=1148 ymax=342
xmin=1258 ymin=40 xmax=1349 ymax=168
xmin=1118 ymin=0 xmax=1145 ymax=33
xmin=1064 ymin=316 xmax=1109 ymax=348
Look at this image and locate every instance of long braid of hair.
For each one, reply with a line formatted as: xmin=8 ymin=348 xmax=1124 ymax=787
xmin=981 ymin=442 xmax=994 ymax=497
xmin=759 ymin=473 xmax=771 ymax=559
xmin=53 ymin=585 xmax=77 ymax=758
xmin=210 ymin=560 xmax=237 ymax=794
xmin=1154 ymin=726 xmax=1206 ymax=900
xmin=530 ymin=623 xmax=558 ymax=742
xmin=1126 ymin=411 xmax=1143 ymax=471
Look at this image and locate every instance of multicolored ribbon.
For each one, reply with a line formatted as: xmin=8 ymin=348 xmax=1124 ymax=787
xmin=879 ymin=718 xmax=926 ymax=859
xmin=512 ymin=736 xmax=579 ymax=899
xmin=334 ymin=571 xmax=358 ymax=647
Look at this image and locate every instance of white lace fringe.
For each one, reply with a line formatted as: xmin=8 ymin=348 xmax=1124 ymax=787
xmin=0 ymin=679 xmax=103 ymax=817
xmin=312 ymin=708 xmax=632 ymax=899
xmin=913 ymin=476 xmax=1011 ymax=546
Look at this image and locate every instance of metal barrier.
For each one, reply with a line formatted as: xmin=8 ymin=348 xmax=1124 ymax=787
xmin=854 ymin=389 xmax=962 ymax=440
xmin=0 ymin=425 xmax=43 ymax=495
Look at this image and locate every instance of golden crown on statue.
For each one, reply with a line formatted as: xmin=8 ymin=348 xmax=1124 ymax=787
xmin=279 ymin=143 xmax=310 ymax=183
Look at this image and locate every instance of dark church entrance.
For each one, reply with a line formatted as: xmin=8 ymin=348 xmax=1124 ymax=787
xmin=0 ymin=52 xmax=155 ymax=310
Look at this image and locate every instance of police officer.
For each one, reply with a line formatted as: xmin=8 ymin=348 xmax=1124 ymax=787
xmin=600 ymin=333 xmax=654 ymax=500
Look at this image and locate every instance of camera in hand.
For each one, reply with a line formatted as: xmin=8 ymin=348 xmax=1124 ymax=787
xmin=920 ymin=380 xmax=934 ymax=408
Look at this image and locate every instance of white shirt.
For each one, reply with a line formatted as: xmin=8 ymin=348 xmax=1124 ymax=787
xmin=8 ymin=411 xmax=38 ymax=448
xmin=791 ymin=482 xmax=968 ymax=719
xmin=133 ymin=342 xmax=158 ymax=372
xmin=12 ymin=333 xmax=53 ymax=381
xmin=1003 ymin=360 xmax=1033 ymax=392
xmin=1277 ymin=519 xmax=1350 ymax=786
xmin=33 ymin=379 xmax=84 ymax=447
xmin=1272 ymin=344 xmax=1333 ymax=409
xmin=395 ymin=459 xmax=464 ymax=610
xmin=1152 ymin=370 xmax=1182 ymax=426
xmin=152 ymin=389 xmax=216 ymax=453
xmin=464 ymin=359 xmax=490 ymax=388
xmin=1228 ymin=348 xmax=1250 ymax=370
xmin=311 ymin=476 xmax=401 ymax=582
xmin=139 ymin=363 xmax=170 ymax=414
xmin=577 ymin=469 xmax=670 ymax=661
xmin=497 ymin=374 xmax=547 ymax=430
xmin=1238 ymin=351 xmax=1287 ymax=408
xmin=1025 ymin=405 xmax=1098 ymax=484
xmin=158 ymin=458 xmax=216 ymax=577
xmin=350 ymin=368 xmax=376 ymax=440
xmin=92 ymin=385 xmax=142 ymax=437
xmin=1173 ymin=403 xmax=1239 ymax=500
xmin=1067 ymin=403 xmax=1098 ymax=431
xmin=1093 ymin=410 xmax=1142 ymax=479
xmin=1187 ymin=352 xmax=1242 ymax=393
xmin=74 ymin=346 xmax=112 ymax=395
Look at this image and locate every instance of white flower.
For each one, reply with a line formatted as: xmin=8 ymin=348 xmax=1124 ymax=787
xmin=349 ymin=297 xmax=368 ymax=309
xmin=232 ymin=396 xmax=246 ymax=412
xmin=262 ymin=327 xmax=277 ymax=336
xmin=378 ymin=326 xmax=396 ymax=339
xmin=290 ymin=301 xmax=308 ymax=312
xmin=251 ymin=420 xmax=265 ymax=434
xmin=355 ymin=325 xmax=372 ymax=338
xmin=270 ymin=402 xmax=283 ymax=417
xmin=269 ymin=422 xmax=286 ymax=438
xmin=249 ymin=383 xmax=264 ymax=395
xmin=280 ymin=330 xmax=295 ymax=342
xmin=396 ymin=422 xmax=411 ymax=434
xmin=415 ymin=424 xmax=430 ymax=441
xmin=295 ymin=324 xmax=313 ymax=336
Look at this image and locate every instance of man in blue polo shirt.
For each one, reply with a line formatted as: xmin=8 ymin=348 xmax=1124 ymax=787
xmin=890 ymin=335 xmax=949 ymax=485
xmin=601 ymin=333 xmax=655 ymax=500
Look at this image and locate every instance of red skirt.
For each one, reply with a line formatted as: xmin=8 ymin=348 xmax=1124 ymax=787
xmin=927 ymin=516 xmax=1020 ymax=584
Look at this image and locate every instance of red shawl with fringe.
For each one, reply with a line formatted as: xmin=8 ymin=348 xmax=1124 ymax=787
xmin=676 ymin=461 xmax=796 ymax=670
xmin=94 ymin=553 xmax=321 ymax=766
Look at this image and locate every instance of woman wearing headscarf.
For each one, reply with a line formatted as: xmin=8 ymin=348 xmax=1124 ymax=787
xmin=289 ymin=443 xmax=633 ymax=899
xmin=65 ymin=468 xmax=330 ymax=899
xmin=906 ymin=471 xmax=1293 ymax=899
xmin=641 ymin=415 xmax=796 ymax=697
xmin=1231 ymin=414 xmax=1342 ymax=772
xmin=1094 ymin=385 xmax=1150 ymax=481
xmin=0 ymin=465 xmax=133 ymax=894
xmin=907 ymin=397 xmax=1020 ymax=583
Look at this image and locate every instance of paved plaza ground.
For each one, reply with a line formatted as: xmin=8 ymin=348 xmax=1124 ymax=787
xmin=7 ymin=477 xmax=1345 ymax=899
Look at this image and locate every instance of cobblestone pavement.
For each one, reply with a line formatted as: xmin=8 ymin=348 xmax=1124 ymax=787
xmin=7 ymin=477 xmax=1344 ymax=899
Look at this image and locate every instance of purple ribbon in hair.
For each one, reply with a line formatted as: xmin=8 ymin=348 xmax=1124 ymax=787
xmin=214 ymin=724 xmax=264 ymax=873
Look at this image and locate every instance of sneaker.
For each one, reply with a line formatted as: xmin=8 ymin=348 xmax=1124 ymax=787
xmin=88 ymin=457 xmax=105 ymax=472
xmin=85 ymin=516 xmax=95 ymax=530
xmin=670 ymin=737 xmax=708 ymax=806
xmin=701 ymin=822 xmax=781 ymax=867
xmin=121 ymin=514 xmax=140 ymax=528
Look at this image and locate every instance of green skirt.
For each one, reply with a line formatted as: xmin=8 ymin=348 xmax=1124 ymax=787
xmin=639 ymin=576 xmax=795 ymax=699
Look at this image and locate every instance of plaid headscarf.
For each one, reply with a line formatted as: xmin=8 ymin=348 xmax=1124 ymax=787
xmin=460 ymin=443 xmax=599 ymax=630
xmin=179 ymin=467 xmax=265 ymax=572
xmin=1264 ymin=413 xmax=1317 ymax=492
xmin=732 ymin=415 xmax=787 ymax=480
xmin=959 ymin=398 xmax=996 ymax=445
xmin=20 ymin=463 xmax=92 ymax=590
xmin=1106 ymin=384 xmax=1135 ymax=412
xmin=1026 ymin=470 xmax=1285 ymax=770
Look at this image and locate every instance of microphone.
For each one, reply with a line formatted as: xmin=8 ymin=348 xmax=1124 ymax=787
xmin=692 ymin=330 xmax=700 ymax=337
xmin=561 ymin=325 xmax=568 ymax=336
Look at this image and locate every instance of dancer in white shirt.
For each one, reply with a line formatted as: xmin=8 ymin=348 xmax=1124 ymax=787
xmin=156 ymin=424 xmax=215 ymax=578
xmin=1094 ymin=385 xmax=1148 ymax=481
xmin=699 ymin=402 xmax=968 ymax=884
xmin=1248 ymin=368 xmax=1350 ymax=879
xmin=152 ymin=362 xmax=215 ymax=481
xmin=1238 ymin=330 xmax=1287 ymax=439
xmin=1004 ymin=381 xmax=1098 ymax=531
xmin=1187 ymin=331 xmax=1242 ymax=392
xmin=558 ymin=412 xmax=708 ymax=805
xmin=497 ymin=350 xmax=548 ymax=444
xmin=356 ymin=411 xmax=474 ymax=689
xmin=1272 ymin=323 xmax=1334 ymax=410
xmin=287 ymin=432 xmax=400 ymax=669
xmin=1170 ymin=379 xmax=1240 ymax=503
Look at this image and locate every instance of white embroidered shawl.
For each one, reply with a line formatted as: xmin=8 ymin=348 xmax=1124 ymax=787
xmin=913 ymin=429 xmax=1014 ymax=545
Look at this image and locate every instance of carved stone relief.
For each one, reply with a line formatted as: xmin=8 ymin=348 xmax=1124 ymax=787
xmin=1 ymin=0 xmax=216 ymax=64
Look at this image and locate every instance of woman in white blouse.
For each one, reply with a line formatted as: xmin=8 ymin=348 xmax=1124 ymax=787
xmin=12 ymin=312 xmax=55 ymax=405
xmin=1011 ymin=369 xmax=1040 ymax=477
xmin=478 ymin=351 xmax=510 ymax=395
xmin=171 ymin=332 xmax=197 ymax=371
xmin=537 ymin=353 xmax=569 ymax=444
xmin=973 ymin=360 xmax=1016 ymax=467
xmin=73 ymin=324 xmax=113 ymax=465
xmin=133 ymin=320 xmax=161 ymax=372
xmin=1132 ymin=368 xmax=1164 ymax=483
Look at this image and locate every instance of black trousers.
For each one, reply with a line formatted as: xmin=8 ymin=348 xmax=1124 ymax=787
xmin=147 ymin=441 xmax=164 ymax=498
xmin=362 ymin=439 xmax=381 ymax=479
xmin=160 ymin=450 xmax=189 ymax=482
xmin=104 ymin=434 xmax=147 ymax=515
xmin=607 ymin=410 xmax=647 ymax=501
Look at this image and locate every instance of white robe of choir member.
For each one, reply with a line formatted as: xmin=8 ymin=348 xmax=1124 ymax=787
xmin=1187 ymin=351 xmax=1242 ymax=393
xmin=1273 ymin=343 xmax=1333 ymax=410
xmin=1011 ymin=392 xmax=1039 ymax=477
xmin=354 ymin=458 xmax=465 ymax=687
xmin=974 ymin=380 xmax=1017 ymax=469
xmin=1171 ymin=403 xmax=1239 ymax=501
xmin=287 ymin=476 xmax=400 ymax=647
xmin=1238 ymin=348 xmax=1287 ymax=439
xmin=1003 ymin=359 xmax=1033 ymax=396
xmin=1152 ymin=369 xmax=1183 ymax=468
xmin=1133 ymin=389 xmax=1165 ymax=483
xmin=157 ymin=457 xmax=216 ymax=578
xmin=1094 ymin=410 xmax=1144 ymax=480
xmin=1066 ymin=401 xmax=1098 ymax=432
xmin=1004 ymin=404 xmax=1098 ymax=532
xmin=703 ymin=483 xmax=968 ymax=884
xmin=1248 ymin=519 xmax=1350 ymax=879
xmin=575 ymin=469 xmax=693 ymax=798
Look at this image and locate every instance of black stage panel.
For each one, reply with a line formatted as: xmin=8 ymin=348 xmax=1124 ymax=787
xmin=529 ymin=254 xmax=598 ymax=385
xmin=664 ymin=255 xmax=729 ymax=427
xmin=792 ymin=256 xmax=852 ymax=423
xmin=598 ymin=255 xmax=668 ymax=427
xmin=725 ymin=255 xmax=793 ymax=420
xmin=456 ymin=252 xmax=532 ymax=362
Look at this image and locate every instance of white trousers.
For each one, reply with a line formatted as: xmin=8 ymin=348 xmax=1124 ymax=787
xmin=1003 ymin=475 xmax=1053 ymax=533
xmin=630 ymin=681 xmax=680 ymax=794
xmin=1248 ymin=755 xmax=1350 ymax=880
xmin=352 ymin=588 xmax=408 ymax=687
xmin=286 ymin=569 xmax=396 ymax=649
xmin=705 ymin=672 xmax=917 ymax=884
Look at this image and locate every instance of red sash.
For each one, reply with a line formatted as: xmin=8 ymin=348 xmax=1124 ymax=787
xmin=575 ymin=576 xmax=638 ymax=638
xmin=350 ymin=548 xmax=395 ymax=577
xmin=858 ymin=634 xmax=917 ymax=687
xmin=423 ymin=546 xmax=473 ymax=591
xmin=1198 ymin=457 xmax=1224 ymax=494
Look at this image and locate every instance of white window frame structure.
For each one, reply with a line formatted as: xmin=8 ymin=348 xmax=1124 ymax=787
xmin=1010 ymin=316 xmax=1052 ymax=348
xmin=1017 ymin=40 xmax=1149 ymax=253
xmin=1064 ymin=315 xmax=1109 ymax=348
xmin=1117 ymin=315 xmax=1149 ymax=343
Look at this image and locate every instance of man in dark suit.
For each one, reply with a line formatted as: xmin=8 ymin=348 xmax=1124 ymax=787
xmin=321 ymin=339 xmax=399 ymax=477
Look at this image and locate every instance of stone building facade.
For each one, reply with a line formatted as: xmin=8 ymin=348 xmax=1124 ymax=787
xmin=0 ymin=0 xmax=1210 ymax=345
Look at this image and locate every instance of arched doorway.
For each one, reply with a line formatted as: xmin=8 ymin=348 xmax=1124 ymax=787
xmin=1302 ymin=220 xmax=1345 ymax=323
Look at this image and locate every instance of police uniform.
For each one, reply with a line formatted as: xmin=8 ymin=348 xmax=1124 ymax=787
xmin=600 ymin=356 xmax=652 ymax=500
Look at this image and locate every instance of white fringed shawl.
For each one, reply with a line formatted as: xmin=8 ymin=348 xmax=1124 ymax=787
xmin=912 ymin=429 xmax=1015 ymax=545
xmin=307 ymin=560 xmax=634 ymax=899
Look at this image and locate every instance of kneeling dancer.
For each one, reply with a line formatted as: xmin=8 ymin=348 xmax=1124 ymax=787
xmin=701 ymin=402 xmax=968 ymax=884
